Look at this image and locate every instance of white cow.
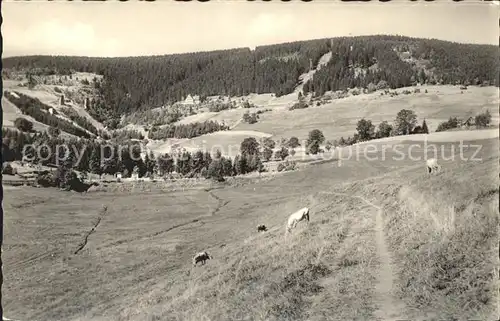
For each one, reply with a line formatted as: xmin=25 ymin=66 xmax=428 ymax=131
xmin=286 ymin=207 xmax=310 ymax=234
xmin=426 ymin=158 xmax=441 ymax=174
xmin=192 ymin=251 xmax=212 ymax=266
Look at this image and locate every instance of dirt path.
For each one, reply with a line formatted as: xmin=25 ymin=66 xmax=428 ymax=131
xmin=74 ymin=206 xmax=109 ymax=254
xmin=319 ymin=191 xmax=406 ymax=321
xmin=205 ymin=188 xmax=230 ymax=216
xmin=229 ymin=117 xmax=242 ymax=130
xmin=360 ymin=198 xmax=406 ymax=321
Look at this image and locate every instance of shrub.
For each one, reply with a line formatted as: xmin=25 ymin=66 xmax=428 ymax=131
xmin=277 ymin=160 xmax=297 ymax=172
xmin=289 ymin=101 xmax=308 ymax=111
xmin=307 ymin=140 xmax=321 ymax=155
xmin=48 ymin=126 xmax=61 ymax=137
xmin=287 ymin=136 xmax=301 ymax=148
xmin=274 ymin=147 xmax=289 ymax=161
xmin=2 ymin=163 xmax=16 ymax=175
xmin=367 ymin=82 xmax=377 ymax=93
xmin=208 ymin=102 xmax=233 ymax=112
xmin=61 ymin=171 xmax=84 ymax=191
xmin=436 ymin=117 xmax=459 ymax=132
xmin=376 ymin=80 xmax=389 ymax=90
xmin=242 ymin=112 xmax=259 ymax=124
xmin=376 ymin=121 xmax=393 ymax=138
xmin=14 ymin=117 xmax=33 ymax=132
xmin=262 ymin=148 xmax=273 ymax=162
xmin=36 ymin=170 xmax=58 ymax=187
xmin=242 ymin=101 xmax=256 ymax=109
xmin=475 ymin=110 xmax=492 ymax=128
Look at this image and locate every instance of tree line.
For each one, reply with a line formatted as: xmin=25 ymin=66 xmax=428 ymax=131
xmin=60 ymin=107 xmax=100 ymax=136
xmin=326 ymin=109 xmax=429 ymax=149
xmin=4 ymin=91 xmax=94 ymax=139
xmin=319 ymin=108 xmax=493 ymax=150
xmin=2 ymin=127 xmax=266 ymax=185
xmin=110 ymin=129 xmax=145 ymax=141
xmin=148 ymin=120 xmax=230 ymax=140
xmin=435 ymin=109 xmax=492 ymax=132
xmin=4 ymin=35 xmax=497 ymax=123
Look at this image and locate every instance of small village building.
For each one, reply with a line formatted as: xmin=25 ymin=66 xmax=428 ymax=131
xmin=181 ymin=94 xmax=200 ymax=106
xmin=459 ymin=117 xmax=475 ymax=128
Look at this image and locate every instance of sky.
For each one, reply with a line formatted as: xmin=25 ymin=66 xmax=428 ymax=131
xmin=2 ymin=0 xmax=498 ymax=58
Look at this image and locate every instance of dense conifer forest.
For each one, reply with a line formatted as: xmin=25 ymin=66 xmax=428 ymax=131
xmin=3 ymin=35 xmax=499 ymax=123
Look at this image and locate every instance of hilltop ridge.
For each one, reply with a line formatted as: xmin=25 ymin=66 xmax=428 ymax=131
xmin=3 ymin=35 xmax=498 ymax=128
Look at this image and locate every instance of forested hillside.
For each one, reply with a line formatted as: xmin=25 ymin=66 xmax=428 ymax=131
xmin=3 ymin=35 xmax=498 ymax=123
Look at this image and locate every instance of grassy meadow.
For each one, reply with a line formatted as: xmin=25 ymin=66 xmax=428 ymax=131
xmin=3 ymin=135 xmax=498 ymax=321
xmin=148 ymin=85 xmax=500 ymax=156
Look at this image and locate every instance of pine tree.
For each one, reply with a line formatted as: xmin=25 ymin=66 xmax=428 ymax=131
xmin=207 ymin=157 xmax=224 ymax=181
xmin=148 ymin=151 xmax=157 ymax=176
xmin=89 ymin=147 xmax=102 ymax=178
xmin=233 ymin=154 xmax=246 ymax=175
xmin=158 ymin=153 xmax=174 ymax=175
xmin=56 ymin=146 xmax=76 ymax=189
xmin=421 ymin=119 xmax=429 ymax=134
xmin=144 ymin=152 xmax=151 ymax=176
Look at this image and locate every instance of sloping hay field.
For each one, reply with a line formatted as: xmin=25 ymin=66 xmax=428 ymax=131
xmin=3 ymin=134 xmax=498 ymax=321
xmin=234 ymin=85 xmax=499 ymax=142
xmin=360 ymin=138 xmax=499 ymax=320
xmin=170 ymin=130 xmax=272 ymax=156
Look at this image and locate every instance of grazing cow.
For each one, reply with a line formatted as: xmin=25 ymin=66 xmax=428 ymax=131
xmin=426 ymin=158 xmax=441 ymax=174
xmin=286 ymin=207 xmax=310 ymax=234
xmin=67 ymin=181 xmax=99 ymax=193
xmin=192 ymin=251 xmax=212 ymax=266
xmin=257 ymin=224 xmax=267 ymax=232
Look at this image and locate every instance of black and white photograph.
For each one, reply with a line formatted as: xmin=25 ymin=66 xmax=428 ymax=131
xmin=1 ymin=1 xmax=499 ymax=320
